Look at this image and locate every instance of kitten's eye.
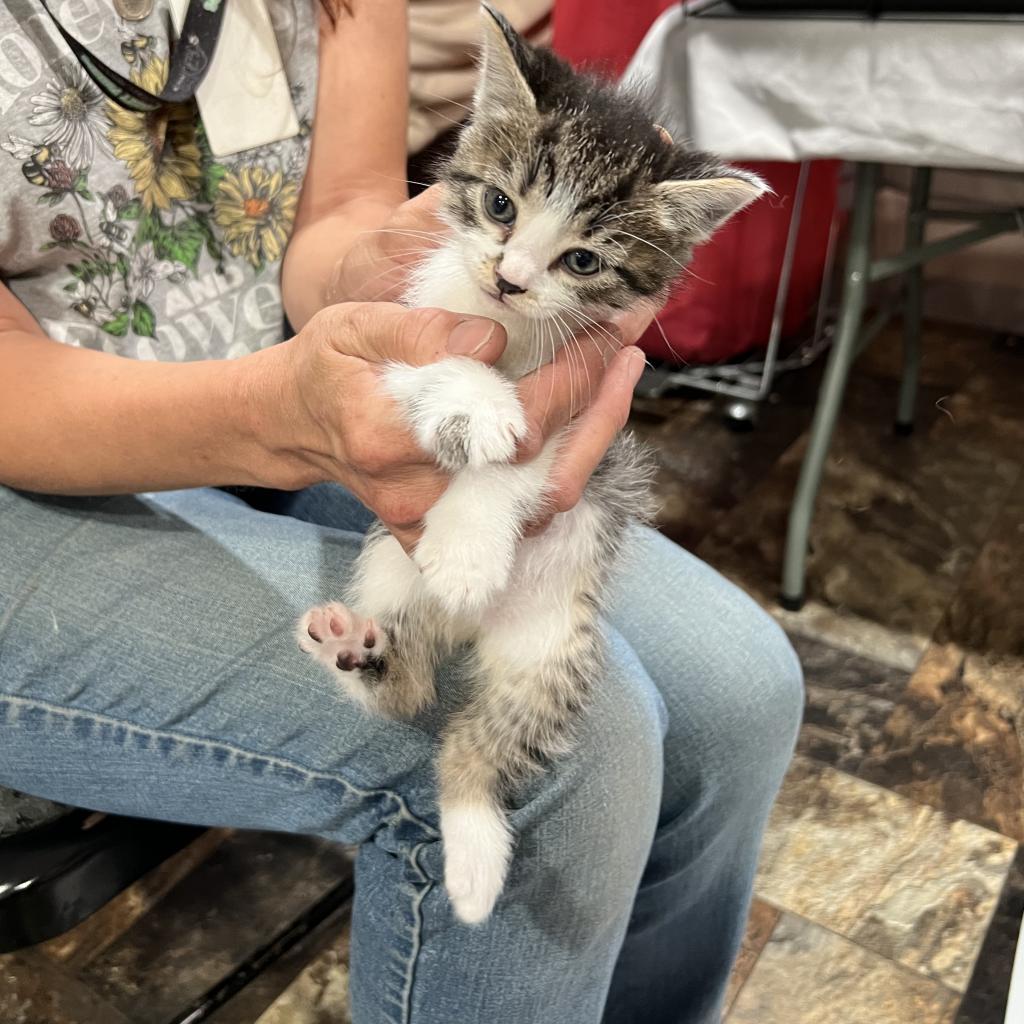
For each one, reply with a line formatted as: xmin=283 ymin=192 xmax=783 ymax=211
xmin=483 ymin=187 xmax=516 ymax=226
xmin=561 ymin=249 xmax=601 ymax=276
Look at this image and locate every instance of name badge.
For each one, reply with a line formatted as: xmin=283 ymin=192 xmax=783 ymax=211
xmin=168 ymin=0 xmax=300 ymax=158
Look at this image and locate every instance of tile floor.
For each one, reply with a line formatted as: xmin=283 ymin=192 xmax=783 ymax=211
xmin=1 ymin=319 xmax=1021 ymax=1023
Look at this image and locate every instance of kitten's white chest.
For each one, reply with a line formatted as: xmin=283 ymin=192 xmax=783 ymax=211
xmin=404 ymin=246 xmax=559 ymax=379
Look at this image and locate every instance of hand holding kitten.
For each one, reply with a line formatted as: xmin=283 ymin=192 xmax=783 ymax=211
xmin=257 ymin=300 xmax=646 ymax=553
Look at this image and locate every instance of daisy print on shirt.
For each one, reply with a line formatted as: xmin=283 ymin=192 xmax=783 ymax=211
xmin=0 ymin=13 xmax=312 ymax=360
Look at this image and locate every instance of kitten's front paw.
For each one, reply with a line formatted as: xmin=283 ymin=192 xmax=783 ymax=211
xmin=432 ymin=394 xmax=526 ymax=472
xmin=385 ymin=359 xmax=527 ymax=471
xmin=414 ymin=535 xmax=511 ymax=617
xmin=297 ymin=603 xmax=388 ymax=677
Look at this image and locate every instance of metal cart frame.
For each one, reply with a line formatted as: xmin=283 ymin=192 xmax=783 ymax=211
xmin=657 ymin=1 xmax=1024 ymax=608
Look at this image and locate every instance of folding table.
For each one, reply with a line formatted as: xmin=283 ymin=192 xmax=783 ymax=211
xmin=625 ymin=0 xmax=1024 ymax=607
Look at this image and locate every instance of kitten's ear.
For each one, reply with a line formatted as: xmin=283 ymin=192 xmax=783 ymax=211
xmin=656 ymin=170 xmax=768 ymax=238
xmin=476 ymin=3 xmax=536 ymax=113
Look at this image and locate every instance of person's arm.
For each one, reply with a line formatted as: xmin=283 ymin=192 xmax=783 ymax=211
xmin=0 ymin=284 xmax=290 ymax=494
xmin=281 ymin=0 xmax=412 ymax=329
xmin=0 ymin=281 xmax=498 ymax=507
xmin=0 ymin=279 xmax=645 ymax=551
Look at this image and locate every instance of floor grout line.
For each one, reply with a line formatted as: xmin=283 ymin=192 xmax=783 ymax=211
xmin=740 ymin=900 xmax=970 ymax=1002
xmin=785 ymin=755 xmax=1021 ymax=847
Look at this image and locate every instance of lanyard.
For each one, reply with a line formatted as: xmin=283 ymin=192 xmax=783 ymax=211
xmin=37 ymin=0 xmax=228 ymax=112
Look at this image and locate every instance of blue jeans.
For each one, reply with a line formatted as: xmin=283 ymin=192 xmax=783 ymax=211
xmin=0 ymin=483 xmax=802 ymax=1024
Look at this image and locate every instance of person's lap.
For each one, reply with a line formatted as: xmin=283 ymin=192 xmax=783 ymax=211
xmin=0 ymin=482 xmax=802 ymax=1024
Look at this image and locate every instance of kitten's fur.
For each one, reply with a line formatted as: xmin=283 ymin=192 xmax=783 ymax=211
xmin=298 ymin=6 xmax=764 ymax=924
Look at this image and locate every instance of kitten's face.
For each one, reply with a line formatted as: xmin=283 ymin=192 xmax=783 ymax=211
xmin=437 ymin=7 xmax=765 ymax=325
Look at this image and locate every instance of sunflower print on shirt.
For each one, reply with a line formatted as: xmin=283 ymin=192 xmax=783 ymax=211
xmin=2 ymin=42 xmax=309 ymax=341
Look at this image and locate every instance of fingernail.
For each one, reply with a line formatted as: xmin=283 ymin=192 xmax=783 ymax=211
xmin=624 ymin=346 xmax=646 ymax=383
xmin=447 ymin=318 xmax=496 ymax=355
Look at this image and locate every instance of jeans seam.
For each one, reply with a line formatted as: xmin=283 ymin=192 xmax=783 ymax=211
xmin=0 ymin=692 xmax=439 ymax=840
xmin=400 ymin=840 xmax=434 ymax=1024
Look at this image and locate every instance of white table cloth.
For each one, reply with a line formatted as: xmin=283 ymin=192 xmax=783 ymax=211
xmin=624 ymin=5 xmax=1024 ymax=172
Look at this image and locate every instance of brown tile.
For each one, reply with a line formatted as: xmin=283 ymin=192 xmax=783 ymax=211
xmin=208 ymin=905 xmax=351 ymax=1024
xmin=727 ymin=913 xmax=960 ymax=1024
xmin=955 ymin=845 xmax=1024 ymax=1024
xmin=858 ymin=643 xmax=1024 ymax=844
xmin=40 ymin=829 xmax=228 ymax=968
xmin=698 ymin=385 xmax=1018 ymax=639
xmin=794 ymin=471 xmax=1024 ymax=841
xmin=80 ymin=832 xmax=353 ymax=1023
xmin=929 ymin=371 xmax=1024 ymax=466
xmin=937 ymin=472 xmax=1024 ymax=660
xmin=629 ymin=380 xmax=814 ymax=551
xmin=859 ymin=319 xmax=1024 ymax=461
xmin=0 ymin=950 xmax=130 ymax=1024
xmin=756 ymin=758 xmax=1016 ymax=991
xmin=792 ymin=633 xmax=913 ymax=773
xmin=253 ymin=929 xmax=352 ymax=1024
xmin=857 ymin=320 xmax=1003 ymax=393
xmin=770 ymin=597 xmax=929 ymax=672
xmin=724 ymin=899 xmax=780 ymax=1015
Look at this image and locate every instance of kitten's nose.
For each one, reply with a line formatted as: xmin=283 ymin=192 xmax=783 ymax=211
xmin=495 ymin=271 xmax=526 ymax=296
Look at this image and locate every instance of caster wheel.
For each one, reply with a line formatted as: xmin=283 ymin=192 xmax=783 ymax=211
xmin=723 ymin=399 xmax=758 ymax=432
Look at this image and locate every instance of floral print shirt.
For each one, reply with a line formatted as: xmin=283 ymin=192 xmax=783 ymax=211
xmin=0 ymin=0 xmax=317 ymax=359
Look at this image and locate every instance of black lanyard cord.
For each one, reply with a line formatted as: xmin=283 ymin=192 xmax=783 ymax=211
xmin=37 ymin=0 xmax=228 ymax=113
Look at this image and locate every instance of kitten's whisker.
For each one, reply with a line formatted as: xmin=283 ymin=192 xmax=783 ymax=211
xmin=676 ymin=264 xmax=715 ymax=287
xmin=566 ymin=334 xmax=594 ymax=414
xmin=607 ymin=229 xmax=685 ymax=269
xmin=562 ymin=304 xmax=620 ymax=346
xmin=422 ymin=104 xmax=519 ymax=170
xmin=366 ymin=170 xmax=437 ymax=191
xmin=364 ymin=265 xmax=416 ymax=302
xmin=421 ymin=106 xmax=469 ymax=131
xmin=600 ymin=203 xmax=661 ymax=222
xmin=528 ymin=320 xmax=543 ymax=381
xmin=552 ymin=302 xmax=620 ymax=359
xmin=566 ymin=332 xmax=598 ymax=410
xmin=652 ymin=315 xmax=688 ymax=366
xmin=415 ymin=88 xmax=475 ymax=115
xmin=358 ymin=227 xmax=449 ymax=243
xmin=603 ymin=239 xmax=631 ymax=261
xmin=549 ymin=316 xmax=574 ymax=427
xmin=554 ymin=313 xmax=596 ymax=420
xmin=349 ymin=246 xmax=433 ymax=269
xmin=541 ymin=317 xmax=558 ymax=427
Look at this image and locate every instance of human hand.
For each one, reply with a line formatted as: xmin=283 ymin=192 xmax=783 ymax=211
xmin=325 ymin=186 xmax=448 ymax=306
xmin=257 ymin=301 xmax=650 ymax=552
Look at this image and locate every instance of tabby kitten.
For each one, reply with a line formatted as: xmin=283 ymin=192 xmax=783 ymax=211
xmin=298 ymin=5 xmax=764 ymax=924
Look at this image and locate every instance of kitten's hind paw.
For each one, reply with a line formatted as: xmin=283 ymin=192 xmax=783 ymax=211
xmin=297 ymin=603 xmax=388 ymax=681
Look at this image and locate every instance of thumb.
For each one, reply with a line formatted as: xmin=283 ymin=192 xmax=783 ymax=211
xmin=312 ymin=302 xmax=507 ymax=367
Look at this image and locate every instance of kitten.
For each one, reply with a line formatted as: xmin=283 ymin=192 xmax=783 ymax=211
xmin=298 ymin=5 xmax=764 ymax=924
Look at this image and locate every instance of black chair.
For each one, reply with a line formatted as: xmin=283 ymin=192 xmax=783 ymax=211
xmin=0 ymin=790 xmax=354 ymax=1024
xmin=0 ymin=787 xmax=202 ymax=953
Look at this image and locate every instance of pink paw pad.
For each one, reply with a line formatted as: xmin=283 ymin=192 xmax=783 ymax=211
xmin=297 ymin=602 xmax=388 ymax=674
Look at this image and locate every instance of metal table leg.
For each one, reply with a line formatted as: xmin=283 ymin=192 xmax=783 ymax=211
xmin=895 ymin=166 xmax=932 ymax=435
xmin=780 ymin=162 xmax=879 ymax=610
